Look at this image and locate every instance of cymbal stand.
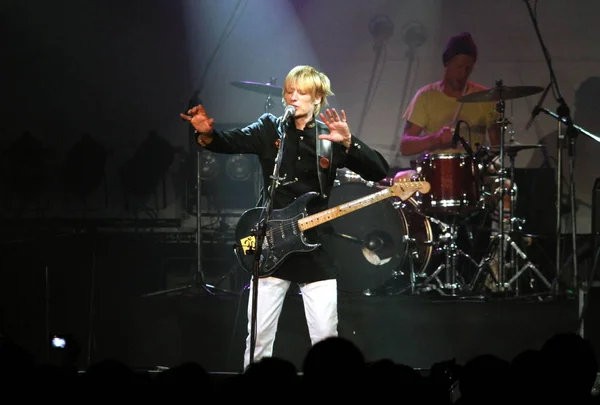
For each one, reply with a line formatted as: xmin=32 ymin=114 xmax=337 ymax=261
xmin=466 ymin=87 xmax=512 ymax=293
xmin=502 ymin=148 xmax=552 ymax=295
xmin=253 ymin=77 xmax=278 ymax=206
xmin=469 ymin=93 xmax=553 ymax=295
xmin=495 ymin=83 xmax=508 ymax=290
xmin=263 ymin=77 xmax=277 ymax=113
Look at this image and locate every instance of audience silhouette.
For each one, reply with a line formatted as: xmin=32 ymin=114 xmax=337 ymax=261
xmin=0 ymin=332 xmax=599 ymax=403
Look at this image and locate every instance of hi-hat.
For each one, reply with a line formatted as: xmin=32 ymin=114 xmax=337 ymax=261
xmin=489 ymin=142 xmax=545 ymax=154
xmin=231 ymin=80 xmax=283 ymax=95
xmin=458 ymin=85 xmax=544 ymax=103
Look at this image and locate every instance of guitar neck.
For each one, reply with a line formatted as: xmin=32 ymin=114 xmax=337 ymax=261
xmin=298 ymin=187 xmax=393 ymax=231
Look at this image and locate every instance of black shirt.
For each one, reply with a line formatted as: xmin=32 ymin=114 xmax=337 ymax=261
xmin=204 ymin=113 xmax=389 ymax=284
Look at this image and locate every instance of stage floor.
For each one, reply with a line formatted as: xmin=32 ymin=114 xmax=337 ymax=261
xmin=0 ymin=231 xmax=594 ymax=373
xmin=24 ymin=287 xmax=584 ymax=373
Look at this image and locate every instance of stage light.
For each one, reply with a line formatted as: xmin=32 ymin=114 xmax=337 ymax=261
xmin=200 ymin=151 xmax=220 ymax=181
xmin=61 ymin=133 xmax=109 ymax=203
xmin=226 ymin=154 xmax=252 ymax=181
xmin=119 ymin=130 xmax=180 ymax=210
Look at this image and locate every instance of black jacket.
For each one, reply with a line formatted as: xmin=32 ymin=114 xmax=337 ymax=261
xmin=203 ymin=112 xmax=389 ymax=283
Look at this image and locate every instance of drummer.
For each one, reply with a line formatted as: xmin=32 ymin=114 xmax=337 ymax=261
xmin=399 ymin=31 xmax=499 ymax=157
xmin=398 ymin=32 xmax=508 ymax=291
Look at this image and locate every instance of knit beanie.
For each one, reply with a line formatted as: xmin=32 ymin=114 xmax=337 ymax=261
xmin=442 ymin=32 xmax=478 ymax=65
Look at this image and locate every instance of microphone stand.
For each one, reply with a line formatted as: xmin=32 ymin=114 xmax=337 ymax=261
xmin=537 ymin=108 xmax=600 ymax=144
xmin=560 ymin=101 xmax=580 ymax=293
xmin=248 ymin=117 xmax=290 ymax=366
xmin=536 ymin=107 xmax=600 ymax=334
xmin=141 ymin=92 xmax=217 ymax=298
xmin=453 ymin=120 xmax=474 ymax=158
xmin=523 ymin=0 xmax=577 ymax=298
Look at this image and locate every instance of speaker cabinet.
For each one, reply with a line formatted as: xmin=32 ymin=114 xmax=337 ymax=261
xmin=512 ymin=168 xmax=558 ymax=280
xmin=513 ymin=168 xmax=557 ymax=236
xmin=184 ymin=123 xmax=262 ymax=213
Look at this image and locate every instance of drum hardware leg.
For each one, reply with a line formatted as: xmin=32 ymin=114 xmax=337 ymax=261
xmin=416 ymin=219 xmax=452 ymax=293
xmin=455 ymin=247 xmax=480 ymax=288
xmin=467 ymin=236 xmax=500 ymax=292
xmin=439 ymin=223 xmax=466 ymax=294
xmin=403 ymin=237 xmax=419 ymax=295
xmin=415 ymin=219 xmax=466 ymax=296
xmin=408 ymin=249 xmax=421 ymax=294
xmin=493 ymin=136 xmax=551 ymax=297
xmin=457 ymin=248 xmax=480 ymax=269
xmin=391 ymin=249 xmax=419 ymax=296
xmin=444 ymin=238 xmax=460 ymax=294
xmin=502 ymin=232 xmax=552 ymax=295
xmin=441 ymin=244 xmax=477 ymax=293
xmin=417 ymin=262 xmax=447 ymax=293
xmin=391 ymin=236 xmax=423 ymax=296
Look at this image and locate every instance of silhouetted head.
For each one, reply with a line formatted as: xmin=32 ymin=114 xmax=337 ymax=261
xmin=302 ymin=336 xmax=366 ymax=381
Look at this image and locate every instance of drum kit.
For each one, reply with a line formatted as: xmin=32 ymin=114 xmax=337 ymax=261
xmin=331 ymin=81 xmax=554 ymax=299
xmin=230 ymin=77 xmax=554 ymax=299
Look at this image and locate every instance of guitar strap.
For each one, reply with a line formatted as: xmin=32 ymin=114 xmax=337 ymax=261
xmin=274 ymin=118 xmax=333 ymax=200
xmin=315 ymin=123 xmax=333 ymax=199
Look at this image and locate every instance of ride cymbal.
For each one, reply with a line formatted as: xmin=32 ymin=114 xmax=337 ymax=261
xmin=231 ymin=81 xmax=283 ymax=95
xmin=458 ymin=85 xmax=544 ymax=103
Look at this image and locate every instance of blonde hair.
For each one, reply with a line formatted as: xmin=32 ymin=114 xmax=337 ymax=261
xmin=283 ymin=65 xmax=334 ymax=117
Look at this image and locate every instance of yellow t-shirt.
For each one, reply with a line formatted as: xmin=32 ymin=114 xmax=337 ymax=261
xmin=403 ymin=81 xmax=497 ymax=155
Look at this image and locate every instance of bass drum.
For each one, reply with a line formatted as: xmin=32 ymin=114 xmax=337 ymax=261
xmin=327 ymin=182 xmax=439 ymax=294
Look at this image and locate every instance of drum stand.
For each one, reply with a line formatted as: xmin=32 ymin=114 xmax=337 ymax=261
xmin=468 ymin=89 xmax=552 ymax=296
xmin=391 ymin=236 xmax=421 ymax=295
xmin=417 ymin=216 xmax=479 ymax=296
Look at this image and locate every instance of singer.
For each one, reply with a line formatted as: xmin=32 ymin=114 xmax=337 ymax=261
xmin=180 ymin=65 xmax=389 ymax=370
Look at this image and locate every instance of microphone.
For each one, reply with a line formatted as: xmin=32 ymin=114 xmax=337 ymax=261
xmin=525 ymin=82 xmax=551 ymax=130
xmin=282 ymin=105 xmax=296 ymax=122
xmin=452 ymin=120 xmax=461 ymax=148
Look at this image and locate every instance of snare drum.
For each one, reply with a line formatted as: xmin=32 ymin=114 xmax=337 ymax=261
xmin=415 ymin=153 xmax=481 ymax=214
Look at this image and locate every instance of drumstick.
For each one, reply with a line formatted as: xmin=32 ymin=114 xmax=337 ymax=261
xmin=449 ymin=82 xmax=469 ymax=128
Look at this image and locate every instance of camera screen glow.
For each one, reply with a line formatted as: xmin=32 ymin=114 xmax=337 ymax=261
xmin=52 ymin=337 xmax=66 ymax=348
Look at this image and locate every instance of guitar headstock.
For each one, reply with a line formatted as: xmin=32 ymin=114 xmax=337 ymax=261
xmin=389 ymin=178 xmax=431 ymax=200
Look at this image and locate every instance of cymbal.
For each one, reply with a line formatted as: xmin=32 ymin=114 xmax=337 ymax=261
xmin=489 ymin=142 xmax=545 ymax=154
xmin=458 ymin=85 xmax=544 ymax=103
xmin=231 ymin=81 xmax=283 ymax=96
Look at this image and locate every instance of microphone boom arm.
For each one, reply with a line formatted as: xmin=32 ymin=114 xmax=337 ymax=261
xmin=538 ymin=107 xmax=600 ymax=144
xmin=453 ymin=120 xmax=474 ymax=157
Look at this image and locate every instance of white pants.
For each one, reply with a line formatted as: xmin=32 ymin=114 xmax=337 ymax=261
xmin=243 ymin=277 xmax=338 ymax=370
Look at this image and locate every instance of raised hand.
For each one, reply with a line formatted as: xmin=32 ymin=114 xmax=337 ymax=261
xmin=180 ymin=105 xmax=215 ymax=134
xmin=318 ymin=108 xmax=352 ymax=149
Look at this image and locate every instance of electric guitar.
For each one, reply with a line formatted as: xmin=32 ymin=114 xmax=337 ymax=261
xmin=233 ymin=179 xmax=431 ymax=277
